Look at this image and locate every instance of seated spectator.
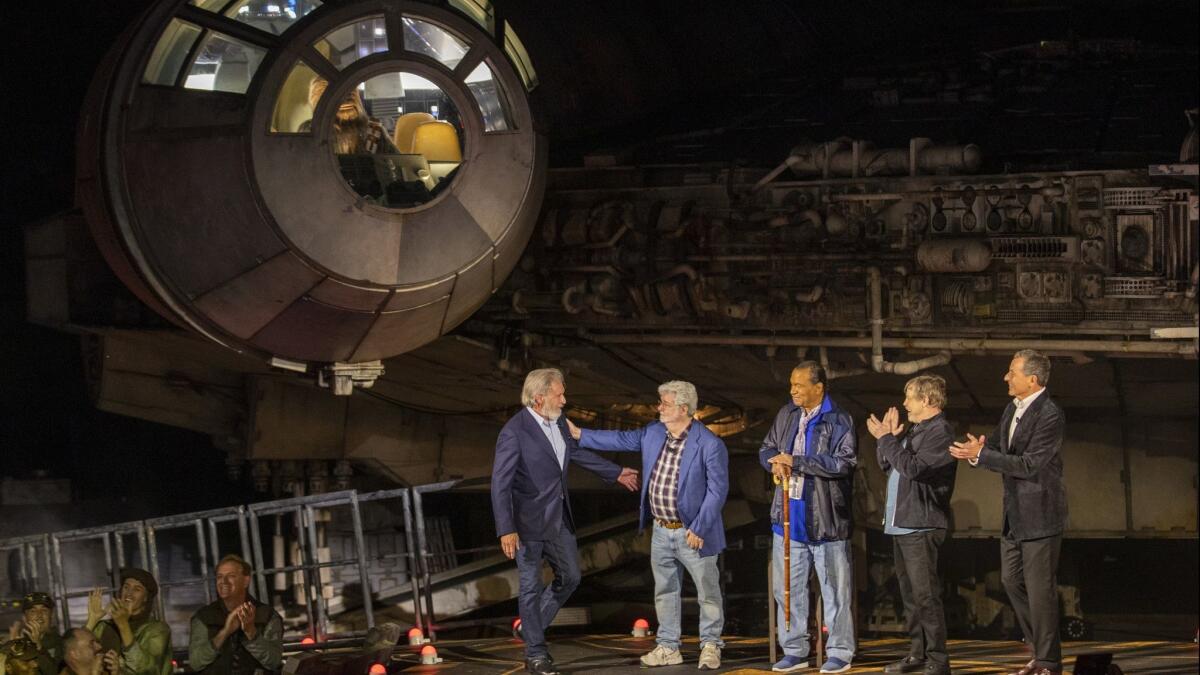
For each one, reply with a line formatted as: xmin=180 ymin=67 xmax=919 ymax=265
xmin=86 ymin=569 xmax=171 ymax=675
xmin=60 ymin=629 xmax=120 ymax=675
xmin=6 ymin=592 xmax=63 ymax=675
xmin=188 ymin=555 xmax=282 ymax=675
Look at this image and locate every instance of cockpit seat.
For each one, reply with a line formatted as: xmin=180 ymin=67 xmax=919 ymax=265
xmin=392 ymin=112 xmax=435 ymax=153
xmin=412 ymin=120 xmax=462 ymax=183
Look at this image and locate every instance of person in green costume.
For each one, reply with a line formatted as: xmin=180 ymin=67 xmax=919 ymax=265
xmin=85 ymin=570 xmax=171 ymax=675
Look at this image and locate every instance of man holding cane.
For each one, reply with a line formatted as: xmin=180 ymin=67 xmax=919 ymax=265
xmin=760 ymin=361 xmax=858 ymax=673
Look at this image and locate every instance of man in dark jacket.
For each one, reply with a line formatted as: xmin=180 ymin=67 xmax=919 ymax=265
xmin=869 ymin=375 xmax=957 ymax=675
xmin=187 ymin=555 xmax=282 ymax=675
xmin=760 ymin=361 xmax=857 ymax=674
xmin=491 ymin=368 xmax=639 ymax=675
xmin=950 ymin=350 xmax=1067 ymax=675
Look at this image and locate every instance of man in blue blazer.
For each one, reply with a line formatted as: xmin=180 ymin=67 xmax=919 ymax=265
xmin=566 ymin=380 xmax=729 ymax=670
xmin=491 ymin=368 xmax=639 ymax=675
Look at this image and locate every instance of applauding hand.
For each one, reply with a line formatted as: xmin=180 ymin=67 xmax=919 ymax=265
xmin=949 ymin=433 xmax=985 ymax=460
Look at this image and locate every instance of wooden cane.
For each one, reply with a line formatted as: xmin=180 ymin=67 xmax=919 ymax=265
xmin=773 ymin=470 xmax=791 ymax=631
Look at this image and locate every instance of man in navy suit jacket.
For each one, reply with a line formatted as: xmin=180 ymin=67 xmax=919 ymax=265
xmin=567 ymin=380 xmax=729 ymax=670
xmin=491 ymin=368 xmax=638 ymax=675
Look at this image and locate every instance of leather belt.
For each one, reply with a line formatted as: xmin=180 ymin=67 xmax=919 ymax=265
xmin=655 ymin=519 xmax=684 ymax=529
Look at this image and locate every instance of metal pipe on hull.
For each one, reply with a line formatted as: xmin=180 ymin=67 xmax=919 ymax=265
xmin=589 ymin=333 xmax=1196 ymax=356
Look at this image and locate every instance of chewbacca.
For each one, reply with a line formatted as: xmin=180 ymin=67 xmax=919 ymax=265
xmin=308 ymin=78 xmax=398 ymax=155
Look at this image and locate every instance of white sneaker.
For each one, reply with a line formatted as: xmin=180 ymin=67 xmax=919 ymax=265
xmin=640 ymin=644 xmax=684 ymax=667
xmin=697 ymin=643 xmax=721 ymax=670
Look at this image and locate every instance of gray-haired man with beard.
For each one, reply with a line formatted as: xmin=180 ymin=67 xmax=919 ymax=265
xmin=492 ymin=368 xmax=639 ymax=675
xmin=869 ymin=375 xmax=957 ymax=675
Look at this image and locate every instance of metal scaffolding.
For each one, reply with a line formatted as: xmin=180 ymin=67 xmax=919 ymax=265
xmin=0 ymin=487 xmax=428 ymax=649
xmin=1 ymin=478 xmax=577 ymax=659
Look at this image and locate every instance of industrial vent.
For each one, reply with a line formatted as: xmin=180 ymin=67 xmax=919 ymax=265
xmin=990 ymin=236 xmax=1079 ymax=261
xmin=997 ymin=307 xmax=1190 ymax=322
xmin=997 ymin=306 xmax=1085 ymax=323
xmin=1087 ymin=309 xmax=1193 ymax=322
xmin=1103 ymin=276 xmax=1165 ymax=298
xmin=1103 ymin=187 xmax=1164 ymax=209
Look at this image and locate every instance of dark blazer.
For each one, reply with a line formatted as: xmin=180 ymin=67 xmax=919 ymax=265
xmin=579 ymin=420 xmax=729 ymax=557
xmin=491 ymin=409 xmax=623 ymax=540
xmin=975 ymin=391 xmax=1067 ymax=540
xmin=876 ymin=412 xmax=957 ymax=530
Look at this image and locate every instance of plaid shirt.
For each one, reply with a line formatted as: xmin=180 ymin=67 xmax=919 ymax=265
xmin=648 ymin=425 xmax=690 ymax=522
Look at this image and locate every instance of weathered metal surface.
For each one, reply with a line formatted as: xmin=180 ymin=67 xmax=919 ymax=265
xmin=78 ymin=0 xmax=546 ymax=368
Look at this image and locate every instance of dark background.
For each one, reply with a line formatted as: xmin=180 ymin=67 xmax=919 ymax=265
xmin=1 ymin=0 xmax=1197 ymax=532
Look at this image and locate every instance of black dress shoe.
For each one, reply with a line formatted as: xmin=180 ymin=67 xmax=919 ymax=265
xmin=526 ymin=657 xmax=561 ymax=675
xmin=884 ymin=656 xmax=926 ymax=673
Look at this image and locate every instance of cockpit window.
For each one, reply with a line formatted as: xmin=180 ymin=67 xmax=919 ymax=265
xmin=464 ymin=61 xmax=511 ymax=132
xmin=402 ymin=17 xmax=469 ymax=69
xmin=328 ymin=71 xmax=465 ymax=208
xmin=143 ymin=19 xmax=203 ymax=86
xmin=270 ymin=60 xmax=322 ymax=132
xmin=503 ymin=22 xmax=537 ymax=91
xmin=226 ymin=0 xmax=323 ymax=35
xmin=448 ymin=0 xmax=494 ymax=34
xmin=316 ymin=16 xmax=387 ymax=70
xmin=184 ymin=31 xmax=268 ymax=93
xmin=190 ymin=0 xmax=230 ymax=11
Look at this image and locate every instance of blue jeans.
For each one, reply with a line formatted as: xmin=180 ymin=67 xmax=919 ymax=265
xmin=650 ymin=523 xmax=725 ymax=650
xmin=772 ymin=534 xmax=855 ymax=662
xmin=515 ymin=528 xmax=581 ymax=659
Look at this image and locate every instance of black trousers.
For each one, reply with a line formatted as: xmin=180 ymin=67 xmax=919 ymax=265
xmin=893 ymin=528 xmax=948 ymax=667
xmin=1000 ymin=533 xmax=1062 ymax=670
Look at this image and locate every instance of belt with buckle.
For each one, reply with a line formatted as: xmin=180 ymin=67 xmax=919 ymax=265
xmin=656 ymin=519 xmax=684 ymax=529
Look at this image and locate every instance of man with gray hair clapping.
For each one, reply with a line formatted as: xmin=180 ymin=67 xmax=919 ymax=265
xmin=566 ymin=380 xmax=730 ymax=670
xmin=950 ymin=350 xmax=1066 ymax=675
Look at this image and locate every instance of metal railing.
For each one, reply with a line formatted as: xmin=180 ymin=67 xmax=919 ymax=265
xmin=2 ymin=478 xmax=635 ymax=656
xmin=0 ymin=487 xmax=428 ymax=651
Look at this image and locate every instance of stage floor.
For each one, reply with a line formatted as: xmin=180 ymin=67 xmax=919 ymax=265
xmin=390 ymin=634 xmax=1198 ymax=674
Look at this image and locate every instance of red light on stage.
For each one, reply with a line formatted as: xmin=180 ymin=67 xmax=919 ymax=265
xmin=419 ymin=645 xmax=440 ymax=665
xmin=368 ymin=664 xmax=386 ymax=675
xmin=633 ymin=618 xmax=650 ymax=629
xmin=821 ymin=626 xmax=828 ymax=634
xmin=301 ymin=636 xmax=315 ymax=645
xmin=512 ymin=618 xmax=522 ymax=630
xmin=171 ymin=661 xmax=177 ymax=668
xmin=407 ymin=627 xmax=425 ymax=645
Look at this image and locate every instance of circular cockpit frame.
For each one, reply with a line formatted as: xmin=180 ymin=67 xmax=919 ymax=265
xmin=78 ymin=0 xmax=545 ymax=364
